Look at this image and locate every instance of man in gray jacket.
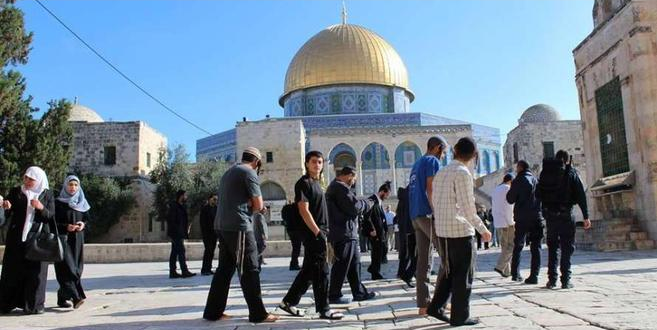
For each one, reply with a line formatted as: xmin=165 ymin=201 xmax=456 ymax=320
xmin=326 ymin=166 xmax=375 ymax=304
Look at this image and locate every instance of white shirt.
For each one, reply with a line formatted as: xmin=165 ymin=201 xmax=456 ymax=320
xmin=432 ymin=160 xmax=489 ymax=238
xmin=492 ymin=183 xmax=514 ymax=228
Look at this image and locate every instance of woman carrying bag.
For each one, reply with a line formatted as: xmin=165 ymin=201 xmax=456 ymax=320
xmin=0 ymin=166 xmax=55 ymax=315
xmin=54 ymin=175 xmax=89 ymax=309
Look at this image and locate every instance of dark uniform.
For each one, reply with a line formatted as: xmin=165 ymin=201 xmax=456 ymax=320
xmin=363 ymin=194 xmax=387 ymax=279
xmin=506 ymin=169 xmax=543 ymax=282
xmin=395 ymin=187 xmax=416 ymax=282
xmin=537 ymin=164 xmax=588 ymax=287
xmin=200 ymin=203 xmax=217 ymax=274
xmin=325 ymin=179 xmax=373 ymax=302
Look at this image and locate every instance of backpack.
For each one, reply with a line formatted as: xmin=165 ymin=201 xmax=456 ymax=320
xmin=537 ymin=157 xmax=572 ymax=205
xmin=281 ymin=202 xmax=304 ymax=234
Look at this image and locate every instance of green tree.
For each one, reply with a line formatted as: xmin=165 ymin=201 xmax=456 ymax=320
xmin=150 ymin=144 xmax=193 ymax=222
xmin=0 ymin=1 xmax=72 ymax=193
xmin=187 ymin=159 xmax=229 ymax=219
xmin=76 ymin=174 xmax=135 ymax=242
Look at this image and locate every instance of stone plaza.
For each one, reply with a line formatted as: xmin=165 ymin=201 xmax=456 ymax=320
xmin=1 ymin=247 xmax=656 ymax=330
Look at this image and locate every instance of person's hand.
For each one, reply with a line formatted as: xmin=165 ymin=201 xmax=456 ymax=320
xmin=481 ymin=231 xmax=492 ymax=242
xmin=30 ymin=199 xmax=43 ymax=210
xmin=67 ymin=224 xmax=78 ymax=232
xmin=583 ymin=219 xmax=592 ymax=230
xmin=76 ymin=222 xmax=85 ymax=231
xmin=369 ymin=230 xmax=376 ymax=238
xmin=2 ymin=200 xmax=11 ymax=210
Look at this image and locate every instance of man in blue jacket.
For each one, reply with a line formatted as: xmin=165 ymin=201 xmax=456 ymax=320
xmin=506 ymin=160 xmax=543 ymax=284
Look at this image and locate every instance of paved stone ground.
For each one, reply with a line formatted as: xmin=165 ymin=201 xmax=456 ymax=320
xmin=1 ymin=247 xmax=657 ymax=330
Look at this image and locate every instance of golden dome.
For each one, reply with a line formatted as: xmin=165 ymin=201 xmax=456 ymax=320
xmin=280 ymin=24 xmax=413 ymax=105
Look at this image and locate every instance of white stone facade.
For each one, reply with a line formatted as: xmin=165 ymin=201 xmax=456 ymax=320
xmin=574 ymin=0 xmax=657 ymax=238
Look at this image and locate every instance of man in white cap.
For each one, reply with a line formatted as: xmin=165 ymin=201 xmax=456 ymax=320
xmin=203 ymin=147 xmax=278 ymax=323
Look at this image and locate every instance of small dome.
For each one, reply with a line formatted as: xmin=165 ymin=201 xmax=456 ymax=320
xmin=69 ymin=104 xmax=104 ymax=123
xmin=519 ymin=104 xmax=561 ymax=124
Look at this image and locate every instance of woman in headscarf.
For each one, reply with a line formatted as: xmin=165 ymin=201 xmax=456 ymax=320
xmin=54 ymin=175 xmax=89 ymax=309
xmin=0 ymin=166 xmax=55 ymax=314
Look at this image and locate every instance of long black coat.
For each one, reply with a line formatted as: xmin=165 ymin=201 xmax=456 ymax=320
xmin=325 ymin=180 xmax=372 ymax=243
xmin=395 ymin=187 xmax=412 ymax=234
xmin=199 ymin=204 xmax=217 ymax=241
xmin=167 ymin=201 xmax=189 ymax=239
xmin=362 ymin=194 xmax=386 ymax=239
xmin=0 ymin=187 xmax=55 ymax=313
xmin=54 ymin=200 xmax=87 ymax=302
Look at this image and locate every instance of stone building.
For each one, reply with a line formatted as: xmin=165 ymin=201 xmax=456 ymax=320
xmin=572 ymin=0 xmax=656 ymax=250
xmin=197 ymin=19 xmax=502 ymax=212
xmin=503 ymin=104 xmax=586 ymax=178
xmin=68 ymin=103 xmax=169 ymax=243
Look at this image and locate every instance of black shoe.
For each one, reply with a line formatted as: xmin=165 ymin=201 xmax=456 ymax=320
xmin=24 ymin=308 xmax=44 ymax=315
xmin=511 ymin=275 xmax=524 ymax=282
xmin=561 ymin=282 xmax=574 ymax=289
xmin=494 ymin=268 xmax=510 ymax=278
xmin=289 ymin=264 xmax=301 ymax=271
xmin=329 ymin=297 xmax=352 ymax=304
xmin=402 ymin=278 xmax=415 ymax=288
xmin=181 ymin=271 xmax=196 ymax=278
xmin=201 ymin=271 xmax=214 ymax=276
xmin=72 ymin=298 xmax=85 ymax=309
xmin=169 ymin=271 xmax=182 ymax=279
xmin=545 ymin=280 xmax=557 ymax=289
xmin=57 ymin=299 xmax=72 ymax=308
xmin=524 ymin=276 xmax=538 ymax=285
xmin=427 ymin=308 xmax=449 ymax=323
xmin=353 ymin=292 xmax=376 ymax=301
xmin=371 ymin=273 xmax=384 ymax=280
xmin=451 ymin=318 xmax=479 ymax=326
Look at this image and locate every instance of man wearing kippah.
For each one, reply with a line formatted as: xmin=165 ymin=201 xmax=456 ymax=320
xmin=203 ymin=147 xmax=278 ymax=323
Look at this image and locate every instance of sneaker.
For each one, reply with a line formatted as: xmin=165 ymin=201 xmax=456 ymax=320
xmin=511 ymin=275 xmax=524 ymax=282
xmin=561 ymin=282 xmax=574 ymax=289
xmin=319 ymin=310 xmax=344 ymax=320
xmin=545 ymin=280 xmax=557 ymax=289
xmin=524 ymin=276 xmax=538 ymax=285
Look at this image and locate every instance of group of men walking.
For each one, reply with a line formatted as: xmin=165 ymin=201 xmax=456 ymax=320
xmin=163 ymin=135 xmax=591 ymax=326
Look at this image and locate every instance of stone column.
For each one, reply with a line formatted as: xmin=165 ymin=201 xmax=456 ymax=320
xmin=357 ymin=160 xmax=364 ymax=196
xmin=326 ymin=161 xmax=333 ymax=184
xmin=392 ymin=162 xmax=398 ymax=196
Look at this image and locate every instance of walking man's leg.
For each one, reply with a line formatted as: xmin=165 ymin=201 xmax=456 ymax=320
xmin=329 ymin=240 xmax=350 ymax=301
xmin=204 ymin=232 xmax=236 ymax=320
xmin=511 ymin=226 xmax=527 ymax=280
xmin=447 ymin=237 xmax=475 ymax=326
xmin=237 ymin=230 xmax=270 ymax=323
xmin=560 ymin=219 xmax=576 ymax=287
xmin=413 ymin=217 xmax=433 ymax=311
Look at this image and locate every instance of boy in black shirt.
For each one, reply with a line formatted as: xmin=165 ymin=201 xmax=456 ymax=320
xmin=279 ymin=151 xmax=343 ymax=320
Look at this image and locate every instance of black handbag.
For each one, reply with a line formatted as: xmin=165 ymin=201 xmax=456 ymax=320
xmin=25 ymin=218 xmax=64 ymax=263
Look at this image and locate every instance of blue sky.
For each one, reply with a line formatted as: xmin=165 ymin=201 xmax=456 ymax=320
xmin=15 ymin=0 xmax=594 ymax=160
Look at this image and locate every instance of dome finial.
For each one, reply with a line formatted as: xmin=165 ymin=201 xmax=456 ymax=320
xmin=341 ymin=0 xmax=347 ymax=24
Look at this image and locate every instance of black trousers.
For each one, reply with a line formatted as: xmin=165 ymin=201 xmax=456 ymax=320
xmin=397 ymin=232 xmax=417 ymax=281
xmin=428 ymin=236 xmax=475 ymax=325
xmin=367 ymin=237 xmax=384 ymax=276
xmin=289 ymin=230 xmax=303 ymax=267
xmin=475 ymin=232 xmax=489 ymax=250
xmin=382 ymin=237 xmax=389 ymax=262
xmin=511 ymin=221 xmax=543 ymax=278
xmin=203 ymin=230 xmax=268 ymax=323
xmin=201 ymin=236 xmax=217 ymax=273
xmin=169 ymin=238 xmax=189 ymax=273
xmin=283 ymin=235 xmax=330 ymax=313
xmin=329 ymin=239 xmax=369 ymax=300
xmin=359 ymin=233 xmax=369 ymax=252
xmin=544 ymin=209 xmax=576 ymax=283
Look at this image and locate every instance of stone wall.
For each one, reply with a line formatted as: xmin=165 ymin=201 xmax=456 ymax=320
xmin=574 ymin=0 xmax=657 ymax=237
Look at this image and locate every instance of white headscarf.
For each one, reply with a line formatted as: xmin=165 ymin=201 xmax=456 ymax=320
xmin=57 ymin=175 xmax=91 ymax=213
xmin=21 ymin=166 xmax=49 ymax=242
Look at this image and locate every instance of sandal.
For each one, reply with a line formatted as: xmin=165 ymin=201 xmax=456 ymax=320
xmin=260 ymin=313 xmax=279 ymax=323
xmin=320 ymin=310 xmax=344 ymax=320
xmin=219 ymin=313 xmax=232 ymax=320
xmin=278 ymin=302 xmax=306 ymax=317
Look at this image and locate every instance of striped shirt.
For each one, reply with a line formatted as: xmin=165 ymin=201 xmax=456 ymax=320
xmin=432 ymin=160 xmax=489 ymax=238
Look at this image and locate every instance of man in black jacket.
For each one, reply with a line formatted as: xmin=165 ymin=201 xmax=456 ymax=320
xmin=364 ymin=182 xmax=391 ymax=280
xmin=326 ymin=166 xmax=375 ymax=304
xmin=168 ymin=190 xmax=195 ymax=278
xmin=200 ymin=194 xmax=218 ymax=275
xmin=506 ymin=161 xmax=542 ymax=284
xmin=537 ymin=150 xmax=591 ymax=289
xmin=395 ymin=186 xmax=416 ymax=287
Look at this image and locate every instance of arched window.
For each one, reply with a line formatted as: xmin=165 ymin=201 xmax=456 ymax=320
xmin=394 ymin=141 xmax=421 ymax=168
xmin=261 ymin=181 xmax=286 ymax=201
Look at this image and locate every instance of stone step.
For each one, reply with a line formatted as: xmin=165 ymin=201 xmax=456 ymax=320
xmin=634 ymin=239 xmax=656 ymax=250
xmin=629 ymin=232 xmax=649 ymax=241
xmin=594 ymin=241 xmax=634 ymax=252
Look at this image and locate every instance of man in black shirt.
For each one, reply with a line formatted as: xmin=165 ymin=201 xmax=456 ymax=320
xmin=279 ymin=151 xmax=343 ymax=320
xmin=537 ymin=150 xmax=591 ymax=289
xmin=168 ymin=190 xmax=195 ymax=278
xmin=364 ymin=182 xmax=391 ymax=280
xmin=326 ymin=166 xmax=375 ymax=304
xmin=200 ymin=194 xmax=218 ymax=275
